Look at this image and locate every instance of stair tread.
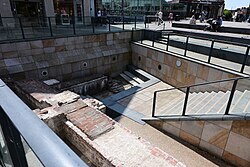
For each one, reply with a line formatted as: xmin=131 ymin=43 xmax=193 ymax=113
xmin=243 ymin=101 xmax=250 ymax=113
xmin=194 ymin=91 xmax=225 ymax=114
xmin=120 ymin=73 xmax=138 ymax=86
xmin=167 ymin=92 xmax=208 ymax=115
xmin=230 ymin=90 xmax=250 ymax=114
xmin=186 ymin=91 xmax=217 ymax=114
xmin=206 ymin=92 xmax=230 ymax=114
xmin=123 ymin=71 xmax=144 ymax=84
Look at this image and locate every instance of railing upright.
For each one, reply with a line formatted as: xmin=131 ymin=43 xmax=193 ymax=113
xmin=182 ymin=87 xmax=190 ymax=116
xmin=152 ymin=31 xmax=155 ymax=47
xmin=122 ymin=16 xmax=125 ymax=30
xmin=140 ymin=30 xmax=143 ymax=44
xmin=166 ymin=33 xmax=170 ymax=51
xmin=91 ymin=17 xmax=95 ymax=33
xmin=144 ymin=15 xmax=147 ymax=29
xmin=152 ymin=92 xmax=157 ymax=117
xmin=208 ymin=40 xmax=214 ymax=63
xmin=240 ymin=45 xmax=250 ymax=73
xmin=134 ymin=16 xmax=137 ymax=29
xmin=48 ymin=17 xmax=53 ymax=37
xmin=131 ymin=28 xmax=134 ymax=41
xmin=108 ymin=17 xmax=111 ymax=32
xmin=72 ymin=16 xmax=76 ymax=35
xmin=225 ymin=80 xmax=238 ymax=115
xmin=18 ymin=17 xmax=25 ymax=39
xmin=184 ymin=36 xmax=189 ymax=57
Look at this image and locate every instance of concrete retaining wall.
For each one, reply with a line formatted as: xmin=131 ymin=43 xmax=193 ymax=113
xmin=0 ymin=32 xmax=132 ymax=81
xmin=132 ymin=43 xmax=243 ymax=92
xmin=145 ymin=119 xmax=250 ymax=167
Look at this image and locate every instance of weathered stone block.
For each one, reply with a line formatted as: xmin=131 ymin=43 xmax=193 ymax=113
xmin=16 ymin=42 xmax=31 ymax=51
xmin=223 ymin=151 xmax=250 ymax=167
xmin=31 ymin=48 xmax=44 ymax=55
xmin=4 ymin=58 xmax=20 ymax=66
xmin=19 ymin=56 xmax=34 ymax=64
xmin=22 ymin=63 xmax=36 ymax=71
xmin=180 ymin=130 xmax=200 ymax=146
xmin=162 ymin=123 xmax=180 ymax=137
xmin=18 ymin=49 xmax=32 ymax=57
xmin=181 ymin=121 xmax=204 ymax=138
xmin=7 ymin=65 xmax=23 ymax=74
xmin=44 ymin=47 xmax=55 ymax=54
xmin=35 ymin=61 xmax=49 ymax=69
xmin=43 ymin=39 xmax=55 ymax=48
xmin=231 ymin=121 xmax=250 ymax=139
xmin=2 ymin=51 xmax=18 ymax=58
xmin=1 ymin=43 xmax=16 ymax=52
xmin=201 ymin=122 xmax=229 ymax=149
xmin=225 ymin=132 xmax=250 ymax=162
xmin=55 ymin=38 xmax=66 ymax=46
xmin=199 ymin=140 xmax=223 ymax=157
xmin=208 ymin=68 xmax=223 ymax=81
xmin=30 ymin=40 xmax=43 ymax=49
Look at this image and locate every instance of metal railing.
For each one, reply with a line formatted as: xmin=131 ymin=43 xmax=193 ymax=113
xmin=135 ymin=29 xmax=250 ymax=74
xmin=152 ymin=76 xmax=250 ymax=117
xmin=0 ymin=15 xmax=148 ymax=42
xmin=0 ymin=79 xmax=88 ymax=167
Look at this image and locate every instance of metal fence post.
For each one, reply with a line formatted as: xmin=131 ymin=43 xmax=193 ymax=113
xmin=134 ymin=16 xmax=137 ymax=29
xmin=144 ymin=15 xmax=147 ymax=28
xmin=72 ymin=16 xmax=76 ymax=35
xmin=131 ymin=28 xmax=134 ymax=41
xmin=184 ymin=36 xmax=189 ymax=57
xmin=152 ymin=31 xmax=155 ymax=47
xmin=108 ymin=17 xmax=111 ymax=32
xmin=122 ymin=16 xmax=125 ymax=30
xmin=240 ymin=45 xmax=250 ymax=73
xmin=18 ymin=17 xmax=25 ymax=39
xmin=48 ymin=17 xmax=53 ymax=37
xmin=140 ymin=30 xmax=143 ymax=44
xmin=182 ymin=87 xmax=190 ymax=116
xmin=91 ymin=17 xmax=95 ymax=33
xmin=208 ymin=40 xmax=214 ymax=63
xmin=225 ymin=80 xmax=238 ymax=115
xmin=166 ymin=33 xmax=170 ymax=51
xmin=152 ymin=92 xmax=157 ymax=117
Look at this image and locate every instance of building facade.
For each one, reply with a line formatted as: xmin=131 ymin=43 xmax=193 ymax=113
xmin=0 ymin=0 xmax=102 ymax=18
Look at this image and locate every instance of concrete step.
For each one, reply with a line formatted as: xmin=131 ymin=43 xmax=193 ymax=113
xmin=167 ymin=92 xmax=207 ymax=115
xmin=160 ymin=92 xmax=201 ymax=115
xmin=157 ymin=93 xmax=188 ymax=115
xmin=195 ymin=91 xmax=225 ymax=114
xmin=216 ymin=90 xmax=243 ymax=114
xmin=123 ymin=71 xmax=144 ymax=84
xmin=230 ymin=90 xmax=250 ymax=114
xmin=243 ymin=100 xmax=250 ymax=113
xmin=186 ymin=91 xmax=217 ymax=115
xmin=205 ymin=91 xmax=230 ymax=114
xmin=120 ymin=73 xmax=139 ymax=86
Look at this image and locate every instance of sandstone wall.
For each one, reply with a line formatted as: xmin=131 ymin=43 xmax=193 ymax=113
xmin=0 ymin=32 xmax=132 ymax=81
xmin=146 ymin=120 xmax=250 ymax=167
xmin=132 ymin=43 xmax=244 ymax=92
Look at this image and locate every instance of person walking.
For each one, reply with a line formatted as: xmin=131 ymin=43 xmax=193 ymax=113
xmin=158 ymin=10 xmax=163 ymax=25
xmin=168 ymin=12 xmax=173 ymax=23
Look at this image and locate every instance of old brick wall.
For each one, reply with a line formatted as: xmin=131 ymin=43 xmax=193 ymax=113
xmin=0 ymin=32 xmax=131 ymax=81
xmin=132 ymin=43 xmax=244 ymax=92
xmin=146 ymin=120 xmax=250 ymax=167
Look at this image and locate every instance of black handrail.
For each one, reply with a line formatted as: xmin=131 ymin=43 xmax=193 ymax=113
xmin=137 ymin=29 xmax=250 ymax=74
xmin=152 ymin=76 xmax=250 ymax=117
xmin=161 ymin=30 xmax=249 ymax=48
xmin=0 ymin=79 xmax=88 ymax=167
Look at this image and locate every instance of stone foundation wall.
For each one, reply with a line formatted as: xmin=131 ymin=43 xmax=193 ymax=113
xmin=132 ymin=43 xmax=243 ymax=92
xmin=0 ymin=32 xmax=132 ymax=81
xmin=146 ymin=120 xmax=250 ymax=167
